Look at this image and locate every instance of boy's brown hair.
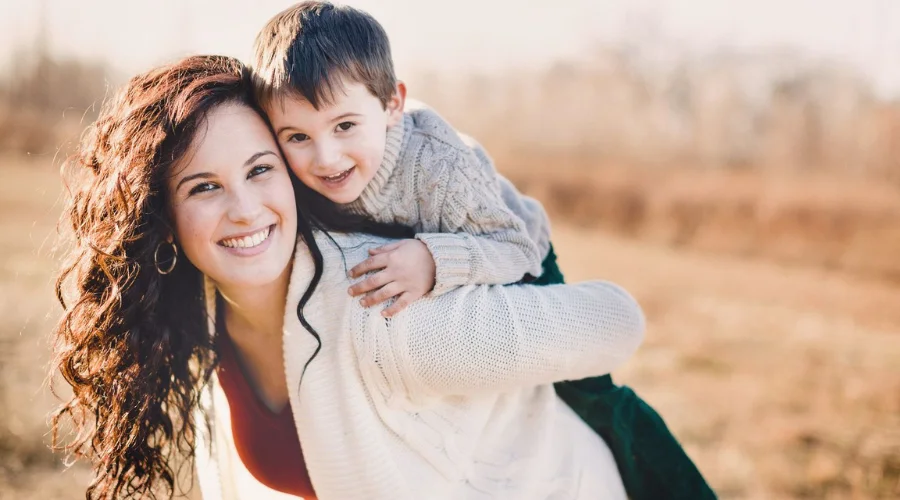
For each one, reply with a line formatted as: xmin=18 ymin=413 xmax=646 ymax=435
xmin=251 ymin=1 xmax=397 ymax=110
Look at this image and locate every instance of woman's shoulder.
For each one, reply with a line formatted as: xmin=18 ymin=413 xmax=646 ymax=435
xmin=312 ymin=230 xmax=396 ymax=250
xmin=285 ymin=231 xmax=401 ymax=309
xmin=310 ymin=231 xmax=399 ymax=269
xmin=288 ymin=231 xmax=401 ymax=291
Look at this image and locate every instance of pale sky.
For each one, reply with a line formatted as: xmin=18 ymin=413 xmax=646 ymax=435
xmin=2 ymin=0 xmax=899 ymax=96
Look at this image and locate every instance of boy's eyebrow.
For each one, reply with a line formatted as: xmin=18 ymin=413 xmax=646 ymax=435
xmin=274 ymin=112 xmax=363 ymax=136
xmin=330 ymin=112 xmax=362 ymax=122
xmin=274 ymin=125 xmax=295 ymax=137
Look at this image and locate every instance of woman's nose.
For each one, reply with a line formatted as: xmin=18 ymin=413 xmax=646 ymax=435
xmin=226 ymin=186 xmax=263 ymax=223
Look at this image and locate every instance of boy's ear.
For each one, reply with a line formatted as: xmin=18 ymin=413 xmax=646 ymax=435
xmin=386 ymin=81 xmax=406 ymax=127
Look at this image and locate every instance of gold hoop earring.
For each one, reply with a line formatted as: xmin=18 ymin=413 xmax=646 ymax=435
xmin=154 ymin=240 xmax=178 ymax=275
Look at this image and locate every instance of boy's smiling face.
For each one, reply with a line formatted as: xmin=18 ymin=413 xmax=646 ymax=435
xmin=267 ymin=77 xmax=405 ymax=204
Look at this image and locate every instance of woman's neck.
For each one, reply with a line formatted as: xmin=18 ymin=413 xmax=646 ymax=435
xmin=216 ymin=261 xmax=292 ymax=342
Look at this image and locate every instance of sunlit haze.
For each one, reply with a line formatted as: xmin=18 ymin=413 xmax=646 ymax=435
xmin=2 ymin=0 xmax=900 ymax=96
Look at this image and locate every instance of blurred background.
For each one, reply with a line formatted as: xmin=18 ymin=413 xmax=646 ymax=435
xmin=1 ymin=1 xmax=899 ymax=498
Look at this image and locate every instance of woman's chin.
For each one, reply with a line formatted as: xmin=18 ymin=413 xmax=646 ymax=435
xmin=210 ymin=266 xmax=288 ymax=290
xmin=202 ymin=252 xmax=294 ymax=290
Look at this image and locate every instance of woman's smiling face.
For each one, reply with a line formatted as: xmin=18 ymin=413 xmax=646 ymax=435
xmin=167 ymin=103 xmax=297 ymax=289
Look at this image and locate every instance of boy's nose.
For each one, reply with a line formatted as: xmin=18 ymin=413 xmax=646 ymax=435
xmin=314 ymin=140 xmax=342 ymax=169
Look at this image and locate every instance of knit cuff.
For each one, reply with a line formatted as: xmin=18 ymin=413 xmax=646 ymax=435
xmin=415 ymin=233 xmax=474 ymax=296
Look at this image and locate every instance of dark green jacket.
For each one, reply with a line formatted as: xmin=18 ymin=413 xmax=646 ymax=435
xmin=533 ymin=246 xmax=717 ymax=500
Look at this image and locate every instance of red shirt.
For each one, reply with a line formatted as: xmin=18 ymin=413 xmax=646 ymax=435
xmin=216 ymin=333 xmax=316 ymax=498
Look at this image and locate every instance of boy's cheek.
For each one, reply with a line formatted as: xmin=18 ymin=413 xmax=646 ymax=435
xmin=281 ymin=150 xmax=311 ymax=178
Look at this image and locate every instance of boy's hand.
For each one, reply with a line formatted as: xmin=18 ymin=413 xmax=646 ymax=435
xmin=348 ymin=239 xmax=436 ymax=317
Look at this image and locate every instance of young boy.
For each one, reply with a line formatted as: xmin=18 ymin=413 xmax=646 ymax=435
xmin=250 ymin=2 xmax=716 ymax=499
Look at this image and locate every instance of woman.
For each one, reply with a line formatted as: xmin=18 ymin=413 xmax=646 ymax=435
xmin=51 ymin=55 xmax=645 ymax=500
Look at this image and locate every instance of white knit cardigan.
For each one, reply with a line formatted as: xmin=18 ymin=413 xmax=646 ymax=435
xmin=193 ymin=231 xmax=645 ymax=500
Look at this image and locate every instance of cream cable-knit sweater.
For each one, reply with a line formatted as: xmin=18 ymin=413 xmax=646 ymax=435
xmin=341 ymin=102 xmax=551 ymax=295
xmin=194 ymin=231 xmax=645 ymax=500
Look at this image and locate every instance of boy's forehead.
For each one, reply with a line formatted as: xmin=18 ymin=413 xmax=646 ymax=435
xmin=268 ymin=81 xmax=378 ymax=118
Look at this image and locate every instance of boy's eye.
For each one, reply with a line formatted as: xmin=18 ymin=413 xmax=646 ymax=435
xmin=336 ymin=121 xmax=355 ymax=132
xmin=287 ymin=133 xmax=309 ymax=143
xmin=248 ymin=165 xmax=273 ymax=177
xmin=188 ymin=182 xmax=218 ymax=196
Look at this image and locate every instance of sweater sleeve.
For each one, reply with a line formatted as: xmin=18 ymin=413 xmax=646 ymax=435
xmin=414 ymin=143 xmax=544 ymax=295
xmin=495 ymin=174 xmax=552 ymax=258
xmin=461 ymin=133 xmax=553 ymax=258
xmin=354 ymin=279 xmax=645 ymax=400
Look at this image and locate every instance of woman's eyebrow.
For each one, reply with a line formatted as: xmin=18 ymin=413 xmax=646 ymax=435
xmin=176 ymin=172 xmax=214 ymax=192
xmin=175 ymin=151 xmax=277 ymax=192
xmin=244 ymin=150 xmax=277 ymax=166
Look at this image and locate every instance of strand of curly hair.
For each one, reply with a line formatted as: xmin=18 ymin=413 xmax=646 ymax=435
xmin=49 ymin=52 xmax=416 ymax=499
xmin=49 ymin=55 xmax=252 ymax=499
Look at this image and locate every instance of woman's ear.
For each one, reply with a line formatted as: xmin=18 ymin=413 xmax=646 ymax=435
xmin=159 ymin=219 xmax=176 ymax=246
xmin=386 ymin=81 xmax=406 ymax=127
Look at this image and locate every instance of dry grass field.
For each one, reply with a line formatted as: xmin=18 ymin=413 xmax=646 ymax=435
xmin=1 ymin=152 xmax=897 ymax=499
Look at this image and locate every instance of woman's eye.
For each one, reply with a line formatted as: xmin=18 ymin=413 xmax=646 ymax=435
xmin=336 ymin=121 xmax=355 ymax=132
xmin=287 ymin=133 xmax=308 ymax=143
xmin=248 ymin=165 xmax=273 ymax=178
xmin=188 ymin=182 xmax=217 ymax=196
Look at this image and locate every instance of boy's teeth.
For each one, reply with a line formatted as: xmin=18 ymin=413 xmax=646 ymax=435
xmin=221 ymin=227 xmax=270 ymax=249
xmin=324 ymin=168 xmax=351 ymax=181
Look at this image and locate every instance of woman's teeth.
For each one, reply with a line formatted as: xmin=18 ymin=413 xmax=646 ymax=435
xmin=220 ymin=227 xmax=271 ymax=249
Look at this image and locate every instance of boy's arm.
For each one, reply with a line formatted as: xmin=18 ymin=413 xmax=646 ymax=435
xmin=462 ymin=133 xmax=552 ymax=258
xmin=415 ymin=144 xmax=544 ymax=296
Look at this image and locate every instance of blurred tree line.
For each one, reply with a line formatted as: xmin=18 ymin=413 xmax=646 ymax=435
xmin=0 ymin=47 xmax=112 ymax=156
xmin=3 ymin=39 xmax=900 ymax=184
xmin=413 ymin=46 xmax=900 ymax=183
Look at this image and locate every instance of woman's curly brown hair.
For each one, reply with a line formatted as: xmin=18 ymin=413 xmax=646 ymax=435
xmin=50 ymin=54 xmax=258 ymax=499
